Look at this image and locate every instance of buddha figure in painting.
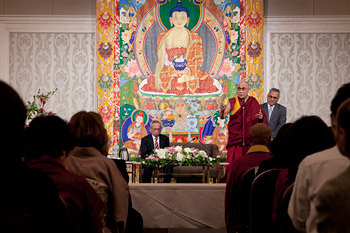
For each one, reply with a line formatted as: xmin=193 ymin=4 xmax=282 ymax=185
xmin=141 ymin=1 xmax=218 ymax=97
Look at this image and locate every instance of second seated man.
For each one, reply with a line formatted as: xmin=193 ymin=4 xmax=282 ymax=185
xmin=140 ymin=120 xmax=172 ymax=183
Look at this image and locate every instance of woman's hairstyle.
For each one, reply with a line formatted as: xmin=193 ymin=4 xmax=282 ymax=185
xmin=269 ymin=122 xmax=293 ymax=158
xmin=68 ymin=111 xmax=109 ymax=155
xmin=25 ymin=115 xmax=74 ymax=161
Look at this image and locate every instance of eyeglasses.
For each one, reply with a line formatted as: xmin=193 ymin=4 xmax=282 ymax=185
xmin=268 ymin=95 xmax=278 ymax=99
xmin=237 ymin=87 xmax=247 ymax=91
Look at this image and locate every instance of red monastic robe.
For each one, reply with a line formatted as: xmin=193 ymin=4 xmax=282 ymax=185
xmin=226 ymin=96 xmax=267 ymax=163
xmin=225 ymin=145 xmax=272 ymax=233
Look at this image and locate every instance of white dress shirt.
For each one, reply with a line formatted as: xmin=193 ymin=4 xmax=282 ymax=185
xmin=288 ymin=146 xmax=350 ymax=233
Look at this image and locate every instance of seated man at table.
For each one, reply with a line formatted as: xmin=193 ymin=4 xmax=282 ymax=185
xmin=225 ymin=123 xmax=272 ymax=233
xmin=140 ymin=120 xmax=172 ymax=183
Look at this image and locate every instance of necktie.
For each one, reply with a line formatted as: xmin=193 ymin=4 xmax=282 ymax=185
xmin=268 ymin=105 xmax=273 ymax=120
xmin=155 ymin=136 xmax=159 ymax=149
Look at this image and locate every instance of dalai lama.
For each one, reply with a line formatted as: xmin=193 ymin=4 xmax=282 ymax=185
xmin=220 ymin=81 xmax=268 ymax=165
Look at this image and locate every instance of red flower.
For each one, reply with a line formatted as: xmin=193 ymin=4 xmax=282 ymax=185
xmin=247 ymin=12 xmax=262 ymax=29
xmin=247 ymin=42 xmax=262 ymax=59
xmin=99 ymin=106 xmax=112 ymax=122
xmin=133 ymin=83 xmax=138 ymax=93
xmin=145 ymin=102 xmax=155 ymax=110
xmin=40 ymin=97 xmax=43 ymax=103
xmin=98 ymin=42 xmax=113 ymax=59
xmin=42 ymin=100 xmax=46 ymax=106
xmin=98 ymin=12 xmax=113 ymax=29
xmin=223 ymin=83 xmax=228 ymax=94
xmin=40 ymin=108 xmax=44 ymax=112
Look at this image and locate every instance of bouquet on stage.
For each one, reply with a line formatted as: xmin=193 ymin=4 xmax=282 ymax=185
xmin=143 ymin=146 xmax=215 ymax=167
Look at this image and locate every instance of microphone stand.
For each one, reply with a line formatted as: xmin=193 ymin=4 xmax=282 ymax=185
xmin=197 ymin=136 xmax=211 ymax=156
xmin=242 ymin=98 xmax=245 ymax=155
xmin=182 ymin=136 xmax=199 ymax=148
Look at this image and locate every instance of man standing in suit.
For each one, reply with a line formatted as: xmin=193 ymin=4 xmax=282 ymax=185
xmin=261 ymin=88 xmax=287 ymax=138
xmin=140 ymin=120 xmax=171 ymax=183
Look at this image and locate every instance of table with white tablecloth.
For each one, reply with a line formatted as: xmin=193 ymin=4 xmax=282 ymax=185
xmin=129 ymin=183 xmax=226 ymax=229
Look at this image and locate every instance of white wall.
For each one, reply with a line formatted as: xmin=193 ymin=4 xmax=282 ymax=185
xmin=264 ymin=17 xmax=350 ymax=124
xmin=0 ymin=16 xmax=97 ymax=120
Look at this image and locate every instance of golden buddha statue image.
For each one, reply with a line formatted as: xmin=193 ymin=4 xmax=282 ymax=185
xmin=140 ymin=1 xmax=221 ymax=98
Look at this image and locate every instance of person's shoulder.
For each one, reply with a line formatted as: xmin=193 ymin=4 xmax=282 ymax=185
xmin=160 ymin=134 xmax=169 ymax=139
xmin=301 ymin=146 xmax=348 ymax=167
xmin=261 ymin=102 xmax=267 ymax=107
xmin=248 ymin=96 xmax=259 ymax=103
xmin=277 ymin=103 xmax=286 ymax=110
xmin=141 ymin=134 xmax=152 ymax=141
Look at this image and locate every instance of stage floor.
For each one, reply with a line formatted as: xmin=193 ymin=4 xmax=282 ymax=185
xmin=129 ymin=183 xmax=226 ymax=230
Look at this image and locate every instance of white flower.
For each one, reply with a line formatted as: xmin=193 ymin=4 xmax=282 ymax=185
xmin=176 ymin=152 xmax=184 ymax=161
xmin=175 ymin=146 xmax=182 ymax=152
xmin=157 ymin=149 xmax=166 ymax=159
xmin=199 ymin=150 xmax=206 ymax=156
xmin=184 ymin=147 xmax=191 ymax=153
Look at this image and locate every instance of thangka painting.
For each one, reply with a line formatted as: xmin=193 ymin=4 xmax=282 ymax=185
xmin=119 ymin=0 xmax=241 ymax=157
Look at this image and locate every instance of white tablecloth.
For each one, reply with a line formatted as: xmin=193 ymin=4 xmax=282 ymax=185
xmin=129 ymin=183 xmax=226 ymax=229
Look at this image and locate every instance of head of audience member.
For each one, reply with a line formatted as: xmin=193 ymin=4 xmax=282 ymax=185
xmin=0 ymin=81 xmax=27 ymax=167
xmin=335 ymin=99 xmax=350 ymax=158
xmin=287 ymin=116 xmax=335 ymax=182
xmin=149 ymin=120 xmax=162 ymax=137
xmin=269 ymin=123 xmax=293 ymax=158
xmin=237 ymin=81 xmax=250 ymax=101
xmin=267 ymin=88 xmax=280 ymax=106
xmin=290 ymin=116 xmax=334 ymax=161
xmin=330 ymin=83 xmax=350 ymax=129
xmin=25 ymin=115 xmax=73 ymax=162
xmin=68 ymin=111 xmax=109 ymax=156
xmin=250 ymin=123 xmax=271 ymax=147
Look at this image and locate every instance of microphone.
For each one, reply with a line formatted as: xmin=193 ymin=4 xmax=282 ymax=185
xmin=196 ymin=136 xmax=211 ymax=156
xmin=182 ymin=136 xmax=199 ymax=148
xmin=242 ymin=98 xmax=245 ymax=107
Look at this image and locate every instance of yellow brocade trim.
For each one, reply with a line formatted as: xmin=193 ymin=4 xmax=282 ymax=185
xmin=247 ymin=145 xmax=270 ymax=154
xmin=230 ymin=96 xmax=241 ymax=116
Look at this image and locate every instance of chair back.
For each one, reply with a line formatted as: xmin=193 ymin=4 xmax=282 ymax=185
xmin=277 ymin=183 xmax=298 ymax=233
xmin=236 ymin=166 xmax=257 ymax=232
xmin=249 ymin=168 xmax=282 ymax=233
xmin=85 ymin=178 xmax=109 ymax=228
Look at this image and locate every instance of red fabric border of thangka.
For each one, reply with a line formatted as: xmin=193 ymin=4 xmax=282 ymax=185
xmin=239 ymin=0 xmax=246 ymax=82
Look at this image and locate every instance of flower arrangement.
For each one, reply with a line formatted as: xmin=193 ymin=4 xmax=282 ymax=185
xmin=143 ymin=146 xmax=216 ymax=167
xmin=26 ymin=88 xmax=57 ymax=122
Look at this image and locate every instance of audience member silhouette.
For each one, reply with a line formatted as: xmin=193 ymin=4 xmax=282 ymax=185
xmin=289 ymin=82 xmax=350 ymax=233
xmin=225 ymin=123 xmax=272 ymax=233
xmin=316 ymin=99 xmax=350 ymax=233
xmin=25 ymin=115 xmax=104 ymax=233
xmin=272 ymin=116 xmax=334 ymax=232
xmin=256 ymin=122 xmax=293 ymax=175
xmin=0 ymin=81 xmax=73 ymax=233
xmin=65 ymin=111 xmax=130 ymax=233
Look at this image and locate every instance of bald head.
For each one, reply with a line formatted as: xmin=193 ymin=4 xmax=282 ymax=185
xmin=237 ymin=81 xmax=249 ymax=100
xmin=250 ymin=123 xmax=271 ymax=146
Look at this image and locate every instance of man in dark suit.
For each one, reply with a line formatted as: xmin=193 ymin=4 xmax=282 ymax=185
xmin=261 ymin=88 xmax=287 ymax=138
xmin=140 ymin=119 xmax=171 ymax=182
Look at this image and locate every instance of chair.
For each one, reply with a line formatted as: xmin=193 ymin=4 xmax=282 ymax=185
xmin=249 ymin=168 xmax=282 ymax=233
xmin=85 ymin=178 xmax=109 ymax=230
xmin=235 ymin=166 xmax=257 ymax=233
xmin=277 ymin=183 xmax=298 ymax=233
